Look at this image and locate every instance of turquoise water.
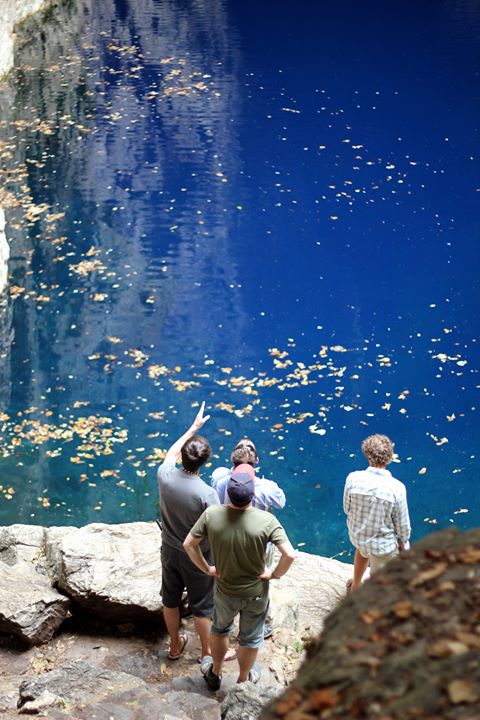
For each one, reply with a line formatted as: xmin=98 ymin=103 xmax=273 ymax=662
xmin=0 ymin=0 xmax=478 ymax=557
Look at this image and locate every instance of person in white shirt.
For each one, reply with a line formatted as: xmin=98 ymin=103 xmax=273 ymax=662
xmin=343 ymin=434 xmax=411 ymax=591
xmin=211 ymin=439 xmax=286 ymax=512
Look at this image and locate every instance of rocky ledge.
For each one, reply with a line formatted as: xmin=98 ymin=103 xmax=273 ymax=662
xmin=0 ymin=521 xmax=352 ymax=717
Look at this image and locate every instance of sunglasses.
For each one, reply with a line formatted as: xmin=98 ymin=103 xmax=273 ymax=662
xmin=234 ymin=442 xmax=256 ymax=454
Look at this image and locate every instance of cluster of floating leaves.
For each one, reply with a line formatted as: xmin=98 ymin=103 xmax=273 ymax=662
xmin=0 ymin=412 xmax=128 ymax=463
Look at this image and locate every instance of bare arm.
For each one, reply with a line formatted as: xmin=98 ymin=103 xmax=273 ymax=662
xmin=183 ymin=532 xmax=220 ymax=577
xmin=258 ymin=540 xmax=295 ymax=580
xmin=164 ymin=401 xmax=210 ymax=465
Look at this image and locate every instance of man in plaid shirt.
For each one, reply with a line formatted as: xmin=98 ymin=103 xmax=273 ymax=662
xmin=344 ymin=434 xmax=411 ymax=591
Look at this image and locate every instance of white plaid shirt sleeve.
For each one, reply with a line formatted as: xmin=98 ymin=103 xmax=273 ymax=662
xmin=391 ymin=485 xmax=411 ymax=545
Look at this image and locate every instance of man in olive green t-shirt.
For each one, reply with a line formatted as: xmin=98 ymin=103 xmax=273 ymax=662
xmin=184 ymin=464 xmax=295 ymax=691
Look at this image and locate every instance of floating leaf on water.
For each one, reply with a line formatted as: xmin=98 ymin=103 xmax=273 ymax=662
xmin=309 ymin=423 xmax=326 ymax=436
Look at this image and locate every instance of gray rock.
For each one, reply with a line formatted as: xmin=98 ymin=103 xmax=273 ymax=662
xmin=0 ymin=563 xmax=70 ymax=644
xmin=222 ymin=683 xmax=282 ymax=720
xmin=270 ymin=550 xmax=351 ymax=636
xmin=0 ymin=524 xmax=45 ymax=566
xmin=163 ymin=689 xmax=221 ymax=720
xmin=17 ymin=659 xmax=146 ymax=710
xmin=18 ymin=689 xmax=63 ymax=715
xmin=54 ymin=522 xmax=163 ymax=622
xmin=45 ymin=687 xmax=192 ymax=720
xmin=0 ymin=675 xmax=22 ymax=713
xmin=43 ymin=526 xmax=78 ymax=582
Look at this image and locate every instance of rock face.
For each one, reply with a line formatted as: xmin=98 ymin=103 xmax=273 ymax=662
xmin=0 ymin=0 xmax=55 ymax=78
xmin=0 ymin=208 xmax=9 ymax=293
xmin=260 ymin=527 xmax=480 ymax=720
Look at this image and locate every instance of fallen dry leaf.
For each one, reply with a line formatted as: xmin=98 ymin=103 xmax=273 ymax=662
xmin=309 ymin=688 xmax=340 ymax=711
xmin=458 ymin=547 xmax=480 ymax=564
xmin=409 ymin=562 xmax=448 ymax=588
xmin=447 ymin=679 xmax=479 ymax=704
xmin=393 ymin=600 xmax=413 ymax=619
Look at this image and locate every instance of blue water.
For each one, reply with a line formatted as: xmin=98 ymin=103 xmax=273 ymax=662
xmin=0 ymin=0 xmax=478 ymax=558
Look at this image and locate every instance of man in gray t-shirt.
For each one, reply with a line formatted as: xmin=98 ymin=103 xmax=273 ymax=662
xmin=157 ymin=402 xmax=219 ymax=662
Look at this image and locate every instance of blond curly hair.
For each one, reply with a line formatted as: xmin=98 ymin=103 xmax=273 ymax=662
xmin=361 ymin=434 xmax=394 ymax=467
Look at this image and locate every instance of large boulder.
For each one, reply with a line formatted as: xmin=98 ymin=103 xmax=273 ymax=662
xmin=260 ymin=527 xmax=480 ymax=720
xmin=270 ymin=551 xmax=351 ymax=637
xmin=54 ymin=522 xmax=163 ymax=622
xmin=0 ymin=524 xmax=74 ymax=645
xmin=0 ymin=562 xmax=70 ymax=644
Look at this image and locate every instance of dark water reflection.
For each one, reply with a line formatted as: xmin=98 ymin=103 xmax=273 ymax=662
xmin=0 ymin=0 xmax=478 ymax=556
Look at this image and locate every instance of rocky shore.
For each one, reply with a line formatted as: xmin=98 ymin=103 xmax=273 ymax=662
xmin=0 ymin=521 xmax=352 ymax=718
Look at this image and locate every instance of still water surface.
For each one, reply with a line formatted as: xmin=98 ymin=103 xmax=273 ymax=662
xmin=0 ymin=0 xmax=478 ymax=557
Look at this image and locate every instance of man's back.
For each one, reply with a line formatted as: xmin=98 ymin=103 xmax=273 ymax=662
xmin=191 ymin=505 xmax=287 ymax=597
xmin=158 ymin=457 xmax=219 ymax=552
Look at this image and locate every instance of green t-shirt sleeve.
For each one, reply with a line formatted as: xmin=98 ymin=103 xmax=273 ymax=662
xmin=269 ymin=519 xmax=288 ymax=547
xmin=190 ymin=508 xmax=208 ymax=539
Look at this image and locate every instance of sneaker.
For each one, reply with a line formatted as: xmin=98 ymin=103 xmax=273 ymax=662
xmin=203 ymin=665 xmax=222 ymax=691
xmin=247 ymin=662 xmax=261 ymax=684
xmin=263 ymin=622 xmax=273 ymax=639
xmin=200 ymin=655 xmax=213 ymax=674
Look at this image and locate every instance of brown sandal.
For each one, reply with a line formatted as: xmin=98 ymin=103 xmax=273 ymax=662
xmin=168 ymin=633 xmax=188 ymax=660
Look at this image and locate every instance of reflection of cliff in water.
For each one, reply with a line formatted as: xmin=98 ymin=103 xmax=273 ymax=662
xmin=0 ymin=0 xmax=245 ymax=418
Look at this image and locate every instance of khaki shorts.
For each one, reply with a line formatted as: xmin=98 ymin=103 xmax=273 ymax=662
xmin=211 ymin=586 xmax=269 ymax=648
xmin=369 ymin=548 xmax=399 ymax=574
